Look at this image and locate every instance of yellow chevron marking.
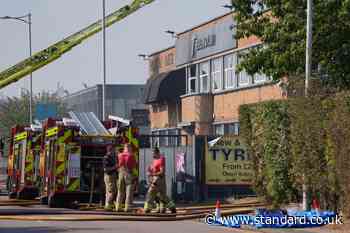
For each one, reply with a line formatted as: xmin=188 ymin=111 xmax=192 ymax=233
xmin=55 ymin=162 xmax=65 ymax=176
xmin=67 ymin=179 xmax=80 ymax=191
xmin=57 ymin=144 xmax=65 ymax=161
xmin=58 ymin=130 xmax=72 ymax=144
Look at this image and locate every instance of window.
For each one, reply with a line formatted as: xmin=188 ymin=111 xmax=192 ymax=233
xmin=237 ymin=54 xmax=251 ymax=87
xmin=253 ymin=72 xmax=267 ymax=84
xmin=199 ymin=62 xmax=210 ymax=93
xmin=224 ymin=54 xmax=236 ymax=89
xmin=213 ymin=122 xmax=240 ymax=136
xmin=225 ymin=123 xmax=240 ymax=135
xmin=211 ymin=58 xmax=223 ymax=91
xmin=214 ymin=124 xmax=224 ymax=136
xmin=187 ymin=64 xmax=197 ymax=94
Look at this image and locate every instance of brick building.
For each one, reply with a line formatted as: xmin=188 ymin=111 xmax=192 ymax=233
xmin=144 ymin=12 xmax=285 ymax=144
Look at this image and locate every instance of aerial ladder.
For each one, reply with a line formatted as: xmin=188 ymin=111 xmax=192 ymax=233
xmin=0 ymin=0 xmax=155 ymax=89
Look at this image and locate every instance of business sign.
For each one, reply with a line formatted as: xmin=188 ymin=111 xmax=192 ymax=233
xmin=35 ymin=103 xmax=57 ymax=121
xmin=176 ymin=16 xmax=237 ymax=66
xmin=205 ymin=136 xmax=253 ymax=185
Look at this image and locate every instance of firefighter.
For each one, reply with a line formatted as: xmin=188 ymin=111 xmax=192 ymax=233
xmin=103 ymin=145 xmax=117 ymax=211
xmin=147 ymin=165 xmax=163 ymax=213
xmin=115 ymin=143 xmax=137 ymax=212
xmin=143 ymin=147 xmax=176 ymax=214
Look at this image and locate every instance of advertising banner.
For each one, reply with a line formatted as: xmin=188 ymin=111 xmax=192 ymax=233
xmin=205 ymin=136 xmax=253 ymax=185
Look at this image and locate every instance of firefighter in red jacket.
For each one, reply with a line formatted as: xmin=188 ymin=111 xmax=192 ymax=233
xmin=143 ymin=147 xmax=176 ymax=213
xmin=115 ymin=143 xmax=137 ymax=212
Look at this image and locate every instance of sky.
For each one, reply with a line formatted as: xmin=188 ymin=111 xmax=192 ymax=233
xmin=0 ymin=0 xmax=229 ymax=97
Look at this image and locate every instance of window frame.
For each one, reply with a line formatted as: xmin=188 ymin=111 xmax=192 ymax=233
xmin=187 ymin=64 xmax=198 ymax=94
xmin=211 ymin=57 xmax=223 ymax=92
xmin=237 ymin=54 xmax=251 ymax=87
xmin=199 ymin=61 xmax=210 ymax=93
xmin=224 ymin=53 xmax=237 ymax=89
xmin=213 ymin=122 xmax=240 ymax=136
xmin=214 ymin=124 xmax=224 ymax=136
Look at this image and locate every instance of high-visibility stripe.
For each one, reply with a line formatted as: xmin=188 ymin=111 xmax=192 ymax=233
xmin=55 ymin=161 xmax=65 ymax=176
xmin=46 ymin=127 xmax=58 ymax=137
xmin=67 ymin=179 xmax=80 ymax=191
xmin=25 ymin=163 xmax=33 ymax=173
xmin=58 ymin=130 xmax=72 ymax=144
xmin=57 ymin=144 xmax=65 ymax=161
xmin=14 ymin=132 xmax=27 ymax=141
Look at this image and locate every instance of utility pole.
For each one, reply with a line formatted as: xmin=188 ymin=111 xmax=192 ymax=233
xmin=102 ymin=0 xmax=107 ymax=120
xmin=303 ymin=0 xmax=313 ymax=211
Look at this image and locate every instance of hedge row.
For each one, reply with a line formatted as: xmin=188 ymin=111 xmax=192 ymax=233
xmin=239 ymin=93 xmax=350 ymax=215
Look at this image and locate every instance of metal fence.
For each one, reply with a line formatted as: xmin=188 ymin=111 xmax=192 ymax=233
xmin=138 ymin=135 xmax=195 ymax=201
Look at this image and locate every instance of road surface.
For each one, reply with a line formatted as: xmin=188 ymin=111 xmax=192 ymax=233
xmin=0 ymin=220 xmax=246 ymax=233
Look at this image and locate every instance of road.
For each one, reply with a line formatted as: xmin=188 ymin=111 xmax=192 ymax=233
xmin=0 ymin=220 xmax=247 ymax=233
xmin=1 ymin=220 xmax=347 ymax=233
xmin=0 ymin=196 xmax=346 ymax=233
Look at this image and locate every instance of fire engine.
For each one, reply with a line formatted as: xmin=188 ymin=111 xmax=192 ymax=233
xmin=39 ymin=117 xmax=139 ymax=208
xmin=7 ymin=125 xmax=42 ymax=199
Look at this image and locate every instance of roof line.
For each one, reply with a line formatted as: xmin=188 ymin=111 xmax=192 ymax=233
xmin=177 ymin=12 xmax=234 ymax=36
xmin=148 ymin=46 xmax=175 ymax=57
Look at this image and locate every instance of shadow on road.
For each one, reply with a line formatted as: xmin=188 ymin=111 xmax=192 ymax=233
xmin=0 ymin=227 xmax=104 ymax=233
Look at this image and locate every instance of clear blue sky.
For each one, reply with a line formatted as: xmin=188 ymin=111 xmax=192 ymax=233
xmin=0 ymin=0 xmax=229 ymax=97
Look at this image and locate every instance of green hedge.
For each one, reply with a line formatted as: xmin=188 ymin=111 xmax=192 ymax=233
xmin=239 ymin=93 xmax=350 ymax=214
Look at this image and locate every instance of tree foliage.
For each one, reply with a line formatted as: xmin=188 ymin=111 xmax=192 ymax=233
xmin=240 ymin=101 xmax=294 ymax=208
xmin=0 ymin=91 xmax=68 ymax=140
xmin=232 ymin=0 xmax=350 ymax=89
xmin=240 ymin=94 xmax=350 ymax=216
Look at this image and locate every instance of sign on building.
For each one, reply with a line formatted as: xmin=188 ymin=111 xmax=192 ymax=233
xmin=205 ymin=136 xmax=253 ymax=185
xmin=176 ymin=16 xmax=237 ymax=66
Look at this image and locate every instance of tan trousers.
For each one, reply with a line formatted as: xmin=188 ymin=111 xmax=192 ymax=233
xmin=115 ymin=168 xmax=134 ymax=212
xmin=144 ymin=176 xmax=175 ymax=211
xmin=104 ymin=173 xmax=116 ymax=209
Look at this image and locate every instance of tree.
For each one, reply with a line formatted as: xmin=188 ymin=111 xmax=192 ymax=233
xmin=0 ymin=90 xmax=68 ymax=140
xmin=232 ymin=0 xmax=350 ymax=89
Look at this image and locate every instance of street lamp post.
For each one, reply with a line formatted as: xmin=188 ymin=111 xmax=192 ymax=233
xmin=102 ymin=0 xmax=107 ymax=121
xmin=305 ymin=0 xmax=313 ymax=97
xmin=0 ymin=13 xmax=33 ymax=124
xmin=302 ymin=0 xmax=313 ymax=211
